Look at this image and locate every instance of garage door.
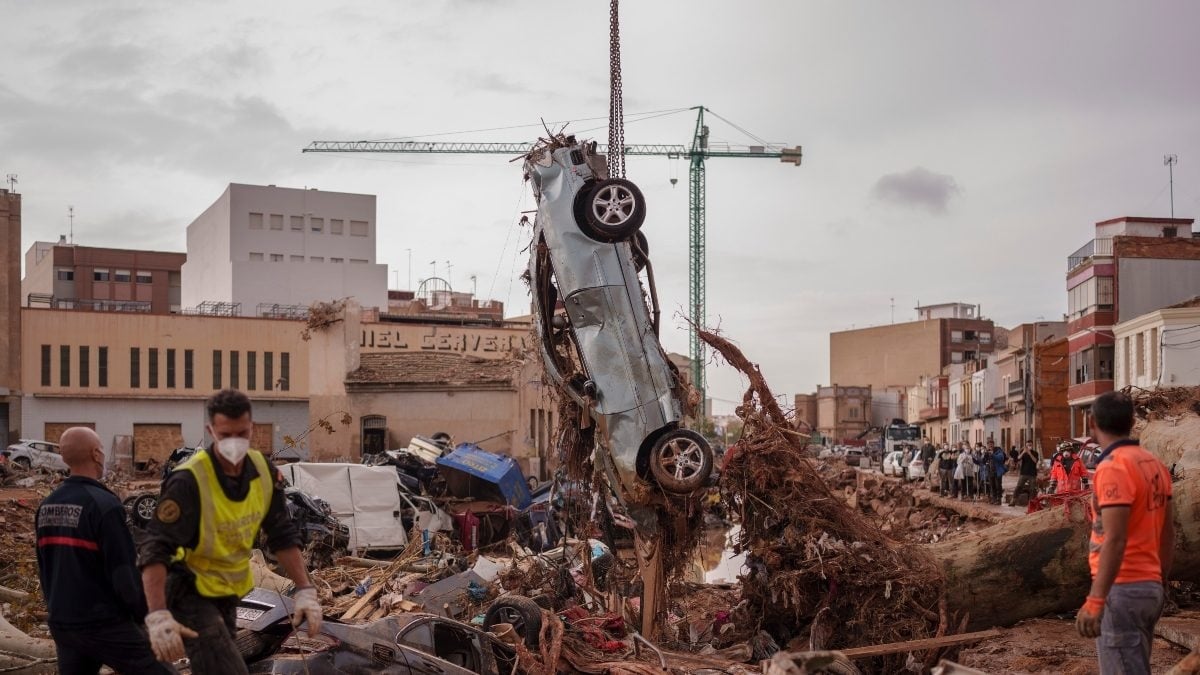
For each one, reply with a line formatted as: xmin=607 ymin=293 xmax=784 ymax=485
xmin=44 ymin=422 xmax=96 ymax=444
xmin=133 ymin=423 xmax=184 ymax=467
xmin=252 ymin=423 xmax=274 ymax=454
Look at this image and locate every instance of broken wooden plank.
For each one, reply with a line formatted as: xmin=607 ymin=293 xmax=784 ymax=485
xmin=838 ymin=628 xmax=1003 ymax=660
xmin=340 ymin=583 xmax=385 ymax=621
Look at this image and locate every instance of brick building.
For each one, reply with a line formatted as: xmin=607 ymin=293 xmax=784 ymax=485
xmin=1065 ymin=216 xmax=1199 ymax=433
xmin=0 ymin=190 xmax=21 ymax=442
xmin=815 ymin=385 xmax=872 ymax=444
xmin=23 ymin=239 xmax=186 ymax=314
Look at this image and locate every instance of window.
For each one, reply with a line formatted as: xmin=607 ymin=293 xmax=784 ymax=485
xmin=166 ymin=348 xmax=176 ymax=388
xmin=249 ymin=252 xmax=264 ymax=261
xmin=230 ymin=350 xmax=240 ymax=389
xmin=979 ymin=332 xmax=992 ymax=344
xmin=79 ymin=346 xmax=89 ymax=387
xmin=290 ymin=216 xmax=304 ymax=231
xmin=1150 ymin=327 xmax=1160 ymax=381
xmin=1136 ymin=333 xmax=1145 ymax=377
xmin=951 ymin=330 xmax=963 ymax=343
xmin=249 ymin=212 xmax=264 ymax=229
xmin=148 ymin=348 xmax=159 ymax=389
xmin=280 ymin=352 xmax=289 ymax=391
xmin=41 ymin=345 xmax=50 ymax=386
xmin=349 ymin=220 xmax=368 ymax=237
xmin=311 ymin=217 xmax=324 ymax=233
xmin=114 ymin=269 xmax=131 ymax=282
xmin=330 ymin=257 xmax=343 ymax=264
xmin=270 ymin=214 xmax=284 ymax=230
xmin=99 ymin=347 xmax=108 ymax=387
xmin=136 ymin=271 xmax=153 ymax=284
xmin=330 ymin=219 xmax=344 ymax=235
xmin=264 ymin=352 xmax=273 ymax=391
xmin=56 ymin=268 xmax=74 ymax=281
xmin=270 ymin=254 xmax=283 ymax=262
xmin=1096 ymin=277 xmax=1114 ymax=309
xmin=964 ymin=330 xmax=976 ymax=341
xmin=60 ymin=345 xmax=70 ymax=386
xmin=184 ymin=349 xmax=194 ymax=389
xmin=213 ymin=350 xmax=222 ymax=389
xmin=247 ymin=351 xmax=257 ymax=391
xmin=951 ymin=351 xmax=963 ymax=363
xmin=310 ymin=256 xmax=324 ymax=263
xmin=94 ymin=268 xmax=110 ymax=282
xmin=130 ymin=347 xmax=140 ymax=388
xmin=350 ymin=258 xmax=368 ymax=264
xmin=1098 ymin=345 xmax=1114 ymax=381
xmin=290 ymin=255 xmax=304 ymax=263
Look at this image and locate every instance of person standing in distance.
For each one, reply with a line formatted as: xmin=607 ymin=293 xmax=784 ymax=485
xmin=36 ymin=427 xmax=171 ymax=675
xmin=1076 ymin=391 xmax=1175 ymax=675
xmin=138 ymin=389 xmax=322 ymax=673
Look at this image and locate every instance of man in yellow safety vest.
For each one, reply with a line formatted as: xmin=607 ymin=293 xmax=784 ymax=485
xmin=137 ymin=389 xmax=322 ymax=673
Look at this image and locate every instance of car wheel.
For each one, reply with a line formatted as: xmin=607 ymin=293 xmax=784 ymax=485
xmin=649 ymin=429 xmax=714 ymax=494
xmin=484 ymin=595 xmax=543 ymax=648
xmin=575 ymin=178 xmax=646 ymax=242
xmin=13 ymin=457 xmax=31 ymax=470
xmin=133 ymin=494 xmax=158 ymax=527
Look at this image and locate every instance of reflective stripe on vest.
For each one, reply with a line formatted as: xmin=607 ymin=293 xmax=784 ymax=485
xmin=177 ymin=449 xmax=272 ymax=598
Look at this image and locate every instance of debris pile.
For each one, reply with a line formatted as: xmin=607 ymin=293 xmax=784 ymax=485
xmin=702 ymin=329 xmax=952 ymax=671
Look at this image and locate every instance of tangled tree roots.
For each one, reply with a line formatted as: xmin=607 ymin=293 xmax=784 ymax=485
xmin=700 ymin=329 xmax=950 ymax=671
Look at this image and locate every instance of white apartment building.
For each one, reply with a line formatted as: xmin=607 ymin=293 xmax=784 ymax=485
xmin=181 ymin=184 xmax=388 ymax=316
xmin=1114 ymin=303 xmax=1200 ymax=390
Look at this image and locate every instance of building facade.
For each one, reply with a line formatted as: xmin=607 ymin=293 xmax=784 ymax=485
xmin=181 ymin=184 xmax=388 ymax=316
xmin=815 ymin=385 xmax=872 ymax=444
xmin=0 ymin=190 xmax=21 ymax=443
xmin=830 ymin=303 xmax=996 ymax=391
xmin=1065 ymin=216 xmax=1199 ymax=432
xmin=1114 ymin=301 xmax=1200 ymax=390
xmin=23 ymin=240 xmax=185 ymax=314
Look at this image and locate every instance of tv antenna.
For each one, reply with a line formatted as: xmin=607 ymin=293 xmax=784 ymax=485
xmin=1164 ymin=154 xmax=1178 ymax=219
xmin=68 ymin=206 xmax=75 ymax=244
xmin=4 ymin=174 xmax=15 ymax=192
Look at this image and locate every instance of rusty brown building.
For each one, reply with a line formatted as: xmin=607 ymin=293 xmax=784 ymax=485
xmin=0 ymin=190 xmax=21 ymax=442
xmin=22 ymin=239 xmax=186 ymax=314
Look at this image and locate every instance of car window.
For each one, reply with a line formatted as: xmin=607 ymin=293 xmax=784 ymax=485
xmin=397 ymin=621 xmax=434 ymax=652
xmin=431 ymin=621 xmax=481 ymax=672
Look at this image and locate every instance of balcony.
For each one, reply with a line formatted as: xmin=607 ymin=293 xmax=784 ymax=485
xmin=1067 ymin=237 xmax=1113 ymax=272
xmin=954 ymin=404 xmax=967 ymax=419
xmin=1008 ymin=379 xmax=1026 ymax=396
xmin=920 ymin=405 xmax=949 ymax=421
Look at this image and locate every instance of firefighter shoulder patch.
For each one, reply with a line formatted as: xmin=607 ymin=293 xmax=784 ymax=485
xmin=156 ymin=499 xmax=181 ymax=524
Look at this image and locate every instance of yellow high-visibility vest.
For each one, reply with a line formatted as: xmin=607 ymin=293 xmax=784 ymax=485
xmin=174 ymin=449 xmax=272 ymax=598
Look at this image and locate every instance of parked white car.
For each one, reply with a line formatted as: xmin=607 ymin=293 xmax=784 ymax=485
xmin=4 ymin=439 xmax=69 ymax=472
xmin=906 ymin=457 xmax=927 ymax=481
xmin=882 ymin=450 xmax=905 ymax=477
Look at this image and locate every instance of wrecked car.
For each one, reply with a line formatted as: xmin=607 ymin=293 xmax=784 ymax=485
xmin=525 ymin=135 xmax=713 ymax=503
xmin=235 ymin=588 xmax=517 ymax=674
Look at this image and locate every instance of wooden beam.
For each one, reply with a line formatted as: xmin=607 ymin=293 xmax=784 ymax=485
xmin=838 ymin=629 xmax=1003 ymax=660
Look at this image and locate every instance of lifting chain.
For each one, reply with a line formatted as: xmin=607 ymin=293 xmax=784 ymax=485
xmin=607 ymin=0 xmax=626 ymax=179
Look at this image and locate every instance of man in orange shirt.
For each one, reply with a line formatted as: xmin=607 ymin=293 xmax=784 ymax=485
xmin=1076 ymin=392 xmax=1174 ymax=675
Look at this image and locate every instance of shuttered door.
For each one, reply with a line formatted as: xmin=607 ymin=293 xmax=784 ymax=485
xmin=45 ymin=422 xmax=95 ymax=444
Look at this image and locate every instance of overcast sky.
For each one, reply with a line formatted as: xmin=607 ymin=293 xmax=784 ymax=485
xmin=3 ymin=1 xmax=1199 ymax=414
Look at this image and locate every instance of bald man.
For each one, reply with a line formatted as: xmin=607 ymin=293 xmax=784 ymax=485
xmin=35 ymin=427 xmax=172 ymax=675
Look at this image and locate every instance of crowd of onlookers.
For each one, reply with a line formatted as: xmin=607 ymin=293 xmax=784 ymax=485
xmin=909 ymin=439 xmax=1097 ymax=505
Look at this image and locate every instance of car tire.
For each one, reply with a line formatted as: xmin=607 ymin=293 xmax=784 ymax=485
xmin=133 ymin=494 xmax=158 ymax=527
xmin=648 ymin=429 xmax=714 ymax=494
xmin=574 ymin=178 xmax=646 ymax=242
xmin=13 ymin=457 xmax=31 ymax=470
xmin=631 ymin=230 xmax=649 ymax=271
xmin=484 ymin=595 xmax=543 ymax=648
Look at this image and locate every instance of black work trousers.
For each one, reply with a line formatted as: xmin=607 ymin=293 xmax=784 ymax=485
xmin=167 ymin=572 xmax=250 ymax=675
xmin=50 ymin=620 xmax=174 ymax=675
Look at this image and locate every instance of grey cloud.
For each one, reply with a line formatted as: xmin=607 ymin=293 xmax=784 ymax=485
xmin=454 ymin=71 xmax=542 ymax=98
xmin=55 ymin=43 xmax=149 ymax=81
xmin=870 ymin=167 xmax=960 ymax=215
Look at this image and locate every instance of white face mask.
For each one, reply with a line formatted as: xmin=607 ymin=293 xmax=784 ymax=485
xmin=214 ymin=436 xmax=250 ymax=464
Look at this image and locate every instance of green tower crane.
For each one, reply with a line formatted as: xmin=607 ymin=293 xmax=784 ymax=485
xmin=303 ymin=106 xmax=801 ymax=411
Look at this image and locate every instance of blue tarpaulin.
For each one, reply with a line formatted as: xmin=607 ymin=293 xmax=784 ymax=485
xmin=436 ymin=443 xmax=532 ymax=509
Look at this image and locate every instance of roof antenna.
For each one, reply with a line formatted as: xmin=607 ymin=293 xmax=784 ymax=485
xmin=68 ymin=206 xmax=75 ymax=244
xmin=4 ymin=174 xmax=16 ymax=192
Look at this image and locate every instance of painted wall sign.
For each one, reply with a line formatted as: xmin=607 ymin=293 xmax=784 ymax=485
xmin=361 ymin=324 xmax=529 ymax=357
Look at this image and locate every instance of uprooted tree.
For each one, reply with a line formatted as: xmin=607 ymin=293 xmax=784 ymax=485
xmin=701 ymin=329 xmax=1200 ymax=670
